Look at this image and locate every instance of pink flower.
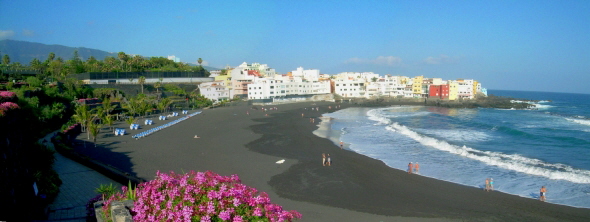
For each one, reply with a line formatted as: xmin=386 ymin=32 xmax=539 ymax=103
xmin=0 ymin=91 xmax=16 ymax=98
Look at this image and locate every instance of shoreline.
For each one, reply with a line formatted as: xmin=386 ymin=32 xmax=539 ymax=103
xmin=312 ymin=105 xmax=590 ymax=210
xmin=70 ymin=100 xmax=590 ymax=221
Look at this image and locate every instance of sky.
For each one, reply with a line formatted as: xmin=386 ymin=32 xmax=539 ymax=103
xmin=1 ymin=0 xmax=589 ymax=94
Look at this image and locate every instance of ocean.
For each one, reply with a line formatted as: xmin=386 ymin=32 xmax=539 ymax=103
xmin=314 ymin=90 xmax=590 ymax=208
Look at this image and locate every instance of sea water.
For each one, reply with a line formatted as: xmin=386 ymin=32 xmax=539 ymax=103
xmin=315 ymin=90 xmax=590 ymax=208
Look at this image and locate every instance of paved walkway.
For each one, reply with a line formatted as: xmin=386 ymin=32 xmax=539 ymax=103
xmin=41 ymin=132 xmax=121 ymax=221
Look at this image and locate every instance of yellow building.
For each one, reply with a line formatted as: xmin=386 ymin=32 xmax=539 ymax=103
xmin=214 ymin=75 xmax=232 ymax=93
xmin=473 ymin=80 xmax=479 ymax=96
xmin=448 ymin=80 xmax=459 ymax=101
xmin=412 ymin=76 xmax=424 ymax=97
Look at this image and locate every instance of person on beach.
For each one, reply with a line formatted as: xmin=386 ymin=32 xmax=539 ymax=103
xmin=489 ymin=178 xmax=494 ymax=191
xmin=327 ymin=154 xmax=331 ymax=166
xmin=485 ymin=178 xmax=490 ymax=191
xmin=194 ymin=135 xmax=200 ymax=138
xmin=340 ymin=141 xmax=343 ymax=149
xmin=322 ymin=153 xmax=326 ymax=166
xmin=414 ymin=162 xmax=420 ymax=174
xmin=408 ymin=162 xmax=413 ymax=174
xmin=247 ymin=111 xmax=249 ymax=115
xmin=302 ymin=113 xmax=304 ymax=117
xmin=540 ymin=186 xmax=547 ymax=201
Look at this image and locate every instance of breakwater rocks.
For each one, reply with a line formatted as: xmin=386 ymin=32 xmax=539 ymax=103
xmin=343 ymin=95 xmax=544 ymax=109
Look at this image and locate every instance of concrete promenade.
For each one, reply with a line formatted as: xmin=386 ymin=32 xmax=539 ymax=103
xmin=40 ymin=132 xmax=121 ymax=221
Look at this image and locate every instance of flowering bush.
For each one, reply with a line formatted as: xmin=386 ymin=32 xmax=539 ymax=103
xmin=0 ymin=102 xmax=20 ymax=116
xmin=76 ymin=98 xmax=100 ymax=105
xmin=102 ymin=171 xmax=302 ymax=222
xmin=0 ymin=91 xmax=16 ymax=98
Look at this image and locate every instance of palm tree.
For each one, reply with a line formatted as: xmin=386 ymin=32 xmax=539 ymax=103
xmin=87 ymin=120 xmax=102 ymax=147
xmin=73 ymin=104 xmax=93 ymax=139
xmin=157 ymin=98 xmax=172 ymax=114
xmin=154 ymin=81 xmax=162 ymax=93
xmin=198 ymin=58 xmax=203 ymax=66
xmin=103 ymin=114 xmax=114 ymax=131
xmin=138 ymin=76 xmax=146 ymax=94
xmin=47 ymin=52 xmax=56 ymax=62
xmin=125 ymin=116 xmax=136 ymax=125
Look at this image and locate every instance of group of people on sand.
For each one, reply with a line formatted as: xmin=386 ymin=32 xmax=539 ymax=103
xmin=322 ymin=153 xmax=331 ymax=166
xmin=485 ymin=178 xmax=495 ymax=192
xmin=484 ymin=178 xmax=547 ymax=202
xmin=407 ymin=162 xmax=420 ymax=174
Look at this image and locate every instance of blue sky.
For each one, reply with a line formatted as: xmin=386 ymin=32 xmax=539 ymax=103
xmin=1 ymin=0 xmax=589 ymax=94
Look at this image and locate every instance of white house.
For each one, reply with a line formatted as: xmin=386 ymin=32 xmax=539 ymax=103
xmin=333 ymin=77 xmax=366 ymax=98
xmin=456 ymin=79 xmax=475 ymax=99
xmin=247 ymin=76 xmax=331 ymax=100
xmin=200 ymin=81 xmax=231 ymax=102
xmin=291 ymin=67 xmax=320 ymax=82
xmin=230 ymin=62 xmax=277 ymax=81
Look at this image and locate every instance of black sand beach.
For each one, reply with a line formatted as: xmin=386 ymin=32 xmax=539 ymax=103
xmin=73 ymin=101 xmax=590 ymax=221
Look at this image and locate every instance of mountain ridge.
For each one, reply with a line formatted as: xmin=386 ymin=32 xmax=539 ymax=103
xmin=0 ymin=39 xmax=220 ymax=70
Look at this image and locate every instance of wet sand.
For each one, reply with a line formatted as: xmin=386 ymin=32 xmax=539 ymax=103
xmin=74 ymin=101 xmax=590 ymax=221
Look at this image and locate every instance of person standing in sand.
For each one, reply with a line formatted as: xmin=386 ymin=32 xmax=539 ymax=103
xmin=340 ymin=141 xmax=343 ymax=149
xmin=322 ymin=153 xmax=326 ymax=166
xmin=327 ymin=154 xmax=331 ymax=166
xmin=489 ymin=178 xmax=494 ymax=191
xmin=408 ymin=162 xmax=413 ymax=174
xmin=485 ymin=178 xmax=490 ymax=191
xmin=414 ymin=162 xmax=420 ymax=174
xmin=540 ymin=186 xmax=547 ymax=202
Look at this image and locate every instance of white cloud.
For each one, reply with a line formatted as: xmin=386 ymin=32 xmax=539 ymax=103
xmin=424 ymin=54 xmax=453 ymax=65
xmin=22 ymin=29 xmax=35 ymax=37
xmin=0 ymin=30 xmax=15 ymax=39
xmin=345 ymin=56 xmax=402 ymax=66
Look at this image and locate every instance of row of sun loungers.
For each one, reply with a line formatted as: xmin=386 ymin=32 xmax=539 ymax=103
xmin=132 ymin=111 xmax=202 ymax=139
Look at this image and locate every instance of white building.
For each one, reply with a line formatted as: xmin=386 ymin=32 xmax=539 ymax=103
xmin=456 ymin=79 xmax=475 ymax=99
xmin=167 ymin=55 xmax=180 ymax=63
xmin=291 ymin=67 xmax=320 ymax=82
xmin=333 ymin=78 xmax=366 ymax=98
xmin=230 ymin=62 xmax=277 ymax=81
xmin=200 ymin=81 xmax=231 ymax=102
xmin=209 ymin=70 xmax=222 ymax=77
xmin=247 ymin=77 xmax=331 ymax=100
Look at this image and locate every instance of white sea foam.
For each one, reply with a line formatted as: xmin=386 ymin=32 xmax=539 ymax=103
xmin=533 ymin=104 xmax=553 ymax=109
xmin=367 ymin=109 xmax=392 ymax=125
xmin=420 ymin=129 xmax=492 ymax=142
xmin=566 ymin=118 xmax=590 ymax=126
xmin=385 ymin=122 xmax=590 ymax=184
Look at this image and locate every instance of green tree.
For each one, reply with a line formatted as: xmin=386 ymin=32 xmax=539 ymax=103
xmin=157 ymin=98 xmax=172 ymax=114
xmin=125 ymin=116 xmax=136 ymax=125
xmin=2 ymin=54 xmax=10 ymax=65
xmin=123 ymin=97 xmax=142 ymax=117
xmin=73 ymin=104 xmax=93 ymax=139
xmin=26 ymin=76 xmax=43 ymax=88
xmin=154 ymin=81 xmax=162 ymax=93
xmin=47 ymin=52 xmax=56 ymax=62
xmin=193 ymin=94 xmax=212 ymax=108
xmin=371 ymin=77 xmax=378 ymax=82
xmin=138 ymin=76 xmax=146 ymax=94
xmin=87 ymin=120 xmax=101 ymax=147
xmin=197 ymin=58 xmax=203 ymax=66
xmin=103 ymin=114 xmax=114 ymax=131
